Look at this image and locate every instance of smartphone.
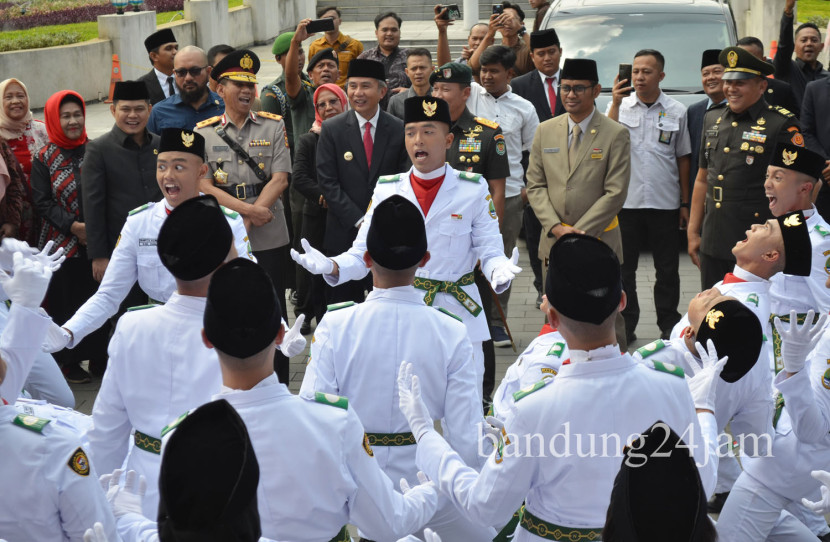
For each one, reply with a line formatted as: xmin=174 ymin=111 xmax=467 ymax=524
xmin=492 ymin=4 xmax=504 ymax=15
xmin=618 ymin=64 xmax=632 ymax=96
xmin=306 ymin=17 xmax=335 ymax=34
xmin=439 ymin=4 xmax=461 ymax=20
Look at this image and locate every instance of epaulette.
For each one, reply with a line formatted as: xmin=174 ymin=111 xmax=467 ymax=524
xmin=770 ymin=105 xmax=795 ymax=118
xmin=512 ymin=378 xmax=551 ymax=402
xmin=195 ymin=115 xmax=222 ymax=129
xmin=13 ymin=414 xmax=50 ymax=433
xmin=161 ymin=411 xmax=189 ymax=438
xmin=546 ymin=341 xmax=566 ymax=357
xmin=474 ymin=116 xmax=499 ymax=129
xmin=314 ymin=391 xmax=349 ymax=410
xmin=220 ymin=205 xmax=240 ymax=219
xmin=327 ymin=301 xmax=355 ymax=311
xmin=458 ymin=171 xmax=481 ymax=183
xmin=256 ymin=111 xmax=283 ymax=122
xmin=636 ymin=339 xmax=667 ymax=359
xmin=378 ymin=174 xmax=402 ymax=184
xmin=128 ymin=203 xmax=151 ymax=216
xmin=437 ymin=307 xmax=462 ymax=322
xmin=127 ymin=304 xmax=158 ymax=312
xmin=815 ymin=224 xmax=830 ymax=237
xmin=648 ymin=360 xmax=685 ymax=378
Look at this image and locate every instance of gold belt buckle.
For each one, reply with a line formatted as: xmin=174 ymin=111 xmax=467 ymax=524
xmin=713 ymin=186 xmax=723 ymax=202
xmin=235 ymin=183 xmax=247 ymax=200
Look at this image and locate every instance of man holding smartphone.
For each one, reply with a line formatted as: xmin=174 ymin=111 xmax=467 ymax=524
xmin=307 ymin=6 xmax=364 ymax=89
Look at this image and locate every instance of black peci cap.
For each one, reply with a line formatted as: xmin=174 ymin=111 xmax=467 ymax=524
xmin=769 ymin=142 xmax=824 ymax=180
xmin=530 ymin=28 xmax=559 ymax=50
xmin=366 ymin=195 xmax=427 ymax=270
xmin=701 ymin=49 xmax=721 ymax=70
xmin=158 ymin=128 xmax=205 ymax=160
xmin=403 ymin=96 xmax=452 ymax=127
xmin=347 ymin=58 xmax=386 ymax=81
xmin=144 ymin=28 xmax=177 ymax=53
xmin=560 ymin=58 xmax=598 ymax=82
xmin=776 ymin=210 xmax=812 ymax=277
xmin=113 ymin=81 xmax=150 ymax=102
xmin=696 ymin=299 xmax=763 ymax=383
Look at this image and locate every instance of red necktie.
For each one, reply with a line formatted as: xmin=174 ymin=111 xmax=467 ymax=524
xmin=546 ymin=77 xmax=557 ymax=115
xmin=363 ymin=122 xmax=373 ymax=167
xmin=722 ymin=273 xmax=747 ymax=284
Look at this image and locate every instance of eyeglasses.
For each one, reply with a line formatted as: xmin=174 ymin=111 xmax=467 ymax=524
xmin=173 ymin=66 xmax=207 ymax=78
xmin=558 ymin=84 xmax=593 ymax=95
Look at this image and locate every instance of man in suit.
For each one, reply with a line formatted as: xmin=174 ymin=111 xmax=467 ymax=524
xmin=316 ymin=58 xmax=409 ymax=304
xmin=526 ymin=58 xmax=631 ymax=347
xmin=774 ymin=0 xmax=828 ymax=106
xmin=137 ymin=28 xmax=178 ymax=106
xmin=801 ymin=75 xmax=830 ymax=221
xmin=687 ymin=50 xmax=727 ymax=200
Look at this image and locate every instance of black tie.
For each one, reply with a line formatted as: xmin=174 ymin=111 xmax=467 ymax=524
xmin=167 ymin=76 xmax=175 ymax=97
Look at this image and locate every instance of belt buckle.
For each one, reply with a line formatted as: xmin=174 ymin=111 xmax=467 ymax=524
xmin=235 ymin=183 xmax=247 ymax=200
xmin=713 ymin=186 xmax=723 ymax=202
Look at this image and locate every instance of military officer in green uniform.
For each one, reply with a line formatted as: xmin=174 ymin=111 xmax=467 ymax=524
xmin=689 ymin=46 xmax=804 ymax=289
xmin=195 ymin=49 xmax=293 ymax=384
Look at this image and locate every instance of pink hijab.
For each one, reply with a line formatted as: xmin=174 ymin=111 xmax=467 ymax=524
xmin=311 ymin=83 xmax=348 ymax=134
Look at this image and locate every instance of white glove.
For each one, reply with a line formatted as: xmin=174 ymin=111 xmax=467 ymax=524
xmin=490 ymin=247 xmax=522 ymax=293
xmin=43 ymin=321 xmax=72 ymax=353
xmin=0 ymin=238 xmax=36 ymax=272
xmin=774 ymin=310 xmax=827 ymax=374
xmin=802 ymin=470 xmax=830 ymax=515
xmin=0 ymin=252 xmax=52 ymax=309
xmin=278 ymin=314 xmax=307 ymax=357
xmin=98 ymin=468 xmax=123 ymax=493
xmin=290 ymin=238 xmax=334 ymax=275
xmin=423 ymin=528 xmax=442 ymax=542
xmin=482 ymin=415 xmax=508 ymax=446
xmin=397 ymin=361 xmax=434 ymax=441
xmin=83 ymin=523 xmax=109 ymax=542
xmin=400 ymin=471 xmax=434 ymax=494
xmin=31 ymin=240 xmax=66 ymax=272
xmin=684 ymin=339 xmax=728 ymax=412
xmin=103 ymin=469 xmax=146 ymax=518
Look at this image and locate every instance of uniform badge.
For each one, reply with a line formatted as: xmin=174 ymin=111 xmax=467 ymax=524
xmin=344 ymin=151 xmax=353 ymax=161
xmin=486 ymin=194 xmax=497 ymax=220
xmin=68 ymin=447 xmax=91 ymax=477
xmin=472 ymin=155 xmax=480 ymax=163
xmin=258 ymin=162 xmax=265 ymax=170
xmin=705 ymin=309 xmax=724 ymax=329
xmin=755 ymin=145 xmax=764 ymax=154
xmin=757 ymin=117 xmax=766 ymax=125
xmin=214 ymin=167 xmax=228 ymax=184
xmin=740 ymin=142 xmax=750 ymax=151
xmin=240 ymin=54 xmax=254 ymax=70
xmin=458 ymin=138 xmax=482 ymax=153
xmin=443 ymin=68 xmax=452 ymax=79
xmin=495 ymin=140 xmax=506 ymax=156
xmin=745 ymin=293 xmax=759 ymax=307
xmin=727 ymin=50 xmax=738 ymax=67
xmin=181 ymin=131 xmax=195 ymax=148
xmin=746 ymin=156 xmax=754 ymax=165
xmin=362 ymin=433 xmax=374 ymax=457
xmin=792 ymin=132 xmax=805 ymax=146
xmin=823 ymin=368 xmax=830 ymax=390
xmin=451 ymin=213 xmax=462 ymax=220
xmin=783 ymin=213 xmax=802 ymax=227
xmin=547 ymin=342 xmax=565 ymax=357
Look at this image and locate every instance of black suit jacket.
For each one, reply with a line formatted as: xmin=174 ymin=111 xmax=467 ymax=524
xmin=687 ymin=98 xmax=708 ymax=188
xmin=510 ymin=70 xmax=564 ymax=123
xmin=765 ymin=77 xmax=800 ymax=117
xmin=316 ymin=109 xmax=409 ymax=254
xmin=802 ymin=77 xmax=830 ymax=218
xmin=137 ymin=69 xmax=167 ymax=106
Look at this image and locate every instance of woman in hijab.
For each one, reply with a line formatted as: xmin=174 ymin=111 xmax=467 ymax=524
xmin=31 ymin=90 xmax=108 ymax=384
xmin=291 ymin=83 xmax=348 ymax=329
xmin=0 ymin=78 xmax=48 ymax=244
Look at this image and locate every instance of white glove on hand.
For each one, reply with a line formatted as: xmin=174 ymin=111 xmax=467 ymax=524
xmin=684 ymin=339 xmax=728 ymax=412
xmin=400 ymin=471 xmax=434 ymax=494
xmin=278 ymin=314 xmax=307 ymax=357
xmin=802 ymin=470 xmax=830 ymax=515
xmin=83 ymin=523 xmax=109 ymax=542
xmin=482 ymin=415 xmax=508 ymax=446
xmin=0 ymin=238 xmax=36 ymax=272
xmin=104 ymin=469 xmax=146 ymax=518
xmin=290 ymin=238 xmax=334 ymax=275
xmin=490 ymin=247 xmax=522 ymax=293
xmin=774 ymin=310 xmax=827 ymax=374
xmin=43 ymin=321 xmax=72 ymax=353
xmin=32 ymin=240 xmax=66 ymax=273
xmin=397 ymin=361 xmax=434 ymax=441
xmin=423 ymin=528 xmax=442 ymax=542
xmin=0 ymin=251 xmax=52 ymax=309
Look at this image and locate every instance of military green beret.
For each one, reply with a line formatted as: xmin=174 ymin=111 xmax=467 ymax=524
xmin=429 ymin=62 xmax=472 ymax=86
xmin=272 ymin=32 xmax=294 ymax=56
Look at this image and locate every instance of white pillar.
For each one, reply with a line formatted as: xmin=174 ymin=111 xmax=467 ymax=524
xmin=463 ymin=0 xmax=478 ymax=29
xmin=244 ymin=0 xmax=278 ymax=43
xmin=97 ymin=11 xmax=156 ymax=81
xmin=184 ymin=0 xmax=230 ymax=50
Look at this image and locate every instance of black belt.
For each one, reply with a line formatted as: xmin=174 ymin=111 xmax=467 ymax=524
xmin=219 ymin=182 xmax=264 ymax=200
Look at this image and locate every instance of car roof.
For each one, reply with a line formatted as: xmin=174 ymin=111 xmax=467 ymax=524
xmin=553 ymin=0 xmax=729 ymax=15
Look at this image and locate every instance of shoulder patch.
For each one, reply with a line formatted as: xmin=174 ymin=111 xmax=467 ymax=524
xmin=822 ymin=368 xmax=830 ymax=390
xmin=256 ymin=111 xmax=283 ymax=121
xmin=474 ymin=116 xmax=499 ymax=129
xmin=327 ymin=301 xmax=355 ymax=312
xmin=512 ymin=378 xmax=551 ymax=402
xmin=195 ymin=115 xmax=222 ymax=129
xmin=546 ymin=341 xmax=566 ymax=357
xmin=67 ymin=447 xmax=91 ymax=476
xmin=378 ymin=174 xmax=402 ymax=184
xmin=128 ymin=203 xmax=151 ymax=216
xmin=127 ymin=304 xmax=158 ymax=312
xmin=636 ymin=339 xmax=667 ymax=359
xmin=772 ymin=106 xmax=795 ymax=118
xmin=161 ymin=411 xmax=189 ymax=438
xmin=314 ymin=391 xmax=349 ymax=409
xmin=650 ymin=360 xmax=685 ymax=378
xmin=12 ymin=414 xmax=50 ymax=433
xmin=437 ymin=307 xmax=462 ymax=322
xmin=745 ymin=293 xmax=759 ymax=307
xmin=815 ymin=224 xmax=830 ymax=237
xmin=362 ymin=433 xmax=374 ymax=457
xmin=458 ymin=171 xmax=482 ymax=183
xmin=220 ymin=205 xmax=240 ymax=219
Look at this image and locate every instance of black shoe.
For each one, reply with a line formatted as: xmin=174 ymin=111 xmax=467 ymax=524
xmin=63 ymin=364 xmax=91 ymax=384
xmin=490 ymin=326 xmax=511 ymax=347
xmin=707 ymin=491 xmax=729 ymax=513
xmin=289 ymin=290 xmax=298 ymax=306
xmin=89 ymin=358 xmax=107 ymax=377
xmin=300 ymin=317 xmax=312 ymax=335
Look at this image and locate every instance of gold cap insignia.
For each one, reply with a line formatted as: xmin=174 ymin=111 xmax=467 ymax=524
xmin=727 ymin=50 xmax=738 ymax=68
xmin=783 ymin=213 xmax=802 ymax=228
xmin=240 ymin=54 xmax=254 ymax=70
xmin=181 ymin=131 xmax=194 ymax=148
xmin=443 ymin=68 xmax=452 ymax=78
xmin=782 ymin=149 xmax=797 ymax=166
xmin=423 ymin=100 xmax=437 ymax=117
xmin=705 ymin=309 xmax=724 ymax=330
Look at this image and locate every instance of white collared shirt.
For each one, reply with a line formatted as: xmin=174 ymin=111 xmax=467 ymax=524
xmin=731 ymin=265 xmax=766 ymax=283
xmin=607 ymin=90 xmax=691 ymax=210
xmin=568 ymin=343 xmax=621 ymax=364
xmin=567 ymin=109 xmax=596 ymax=148
xmin=466 ymin=82 xmax=539 ymax=197
xmin=154 ymin=68 xmax=178 ymax=99
xmin=538 ymin=69 xmax=560 ymax=114
xmin=356 ymin=106 xmax=381 ymax=142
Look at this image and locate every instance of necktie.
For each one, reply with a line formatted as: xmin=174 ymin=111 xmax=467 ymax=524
xmin=363 ymin=122 xmax=373 ymax=167
xmin=166 ymin=76 xmax=175 ymax=97
xmin=569 ymin=124 xmax=581 ymax=168
xmin=546 ymin=77 xmax=557 ymax=115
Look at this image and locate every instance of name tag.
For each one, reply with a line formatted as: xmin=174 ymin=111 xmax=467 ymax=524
xmin=212 ymin=145 xmax=229 ymax=151
xmin=139 ymin=238 xmax=157 ymax=247
xmin=590 ymin=148 xmax=603 ymax=159
xmin=705 ymin=129 xmax=718 ymax=137
xmin=543 ymin=148 xmax=560 ymax=153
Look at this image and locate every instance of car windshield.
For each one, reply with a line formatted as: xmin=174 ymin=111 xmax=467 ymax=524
xmin=549 ymin=12 xmax=732 ymax=92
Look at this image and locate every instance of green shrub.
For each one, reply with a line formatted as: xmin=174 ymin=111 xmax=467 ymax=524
xmin=806 ymin=15 xmax=830 ymax=28
xmin=0 ymin=25 xmax=97 ymax=52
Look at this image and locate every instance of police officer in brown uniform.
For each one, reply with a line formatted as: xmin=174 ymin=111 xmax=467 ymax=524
xmin=196 ymin=49 xmax=293 ymax=383
xmin=688 ymin=46 xmax=804 ymax=289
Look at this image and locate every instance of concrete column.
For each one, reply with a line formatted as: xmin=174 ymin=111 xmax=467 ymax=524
xmin=244 ymin=0 xmax=278 ymax=44
xmin=746 ymin=0 xmax=781 ymax=57
xmin=97 ymin=11 xmax=156 ymax=81
xmin=184 ymin=0 xmax=230 ymax=50
xmin=463 ymin=0 xmax=478 ymax=30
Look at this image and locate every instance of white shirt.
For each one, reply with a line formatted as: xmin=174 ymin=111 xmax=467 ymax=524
xmin=154 ymin=67 xmax=178 ymax=99
xmin=466 ymin=82 xmax=539 ymax=197
xmin=607 ymin=90 xmax=691 ymax=210
xmin=567 ymin=109 xmax=595 ymax=148
xmin=356 ymin=106 xmax=381 ymax=142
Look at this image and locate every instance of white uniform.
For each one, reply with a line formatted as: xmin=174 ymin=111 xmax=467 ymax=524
xmin=716 ymin=326 xmax=830 ymax=542
xmin=212 ymin=374 xmax=438 ymax=542
xmin=63 ymin=199 xmax=253 ymax=346
xmin=299 ymin=286 xmax=491 ymax=541
xmin=491 ymin=328 xmax=569 ymax=421
xmin=86 ymin=293 xmax=223 ymax=518
xmin=113 ymin=514 xmax=277 ymax=542
xmin=0 ymin=303 xmax=118 ymax=542
xmin=416 ymin=346 xmax=719 ymax=540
